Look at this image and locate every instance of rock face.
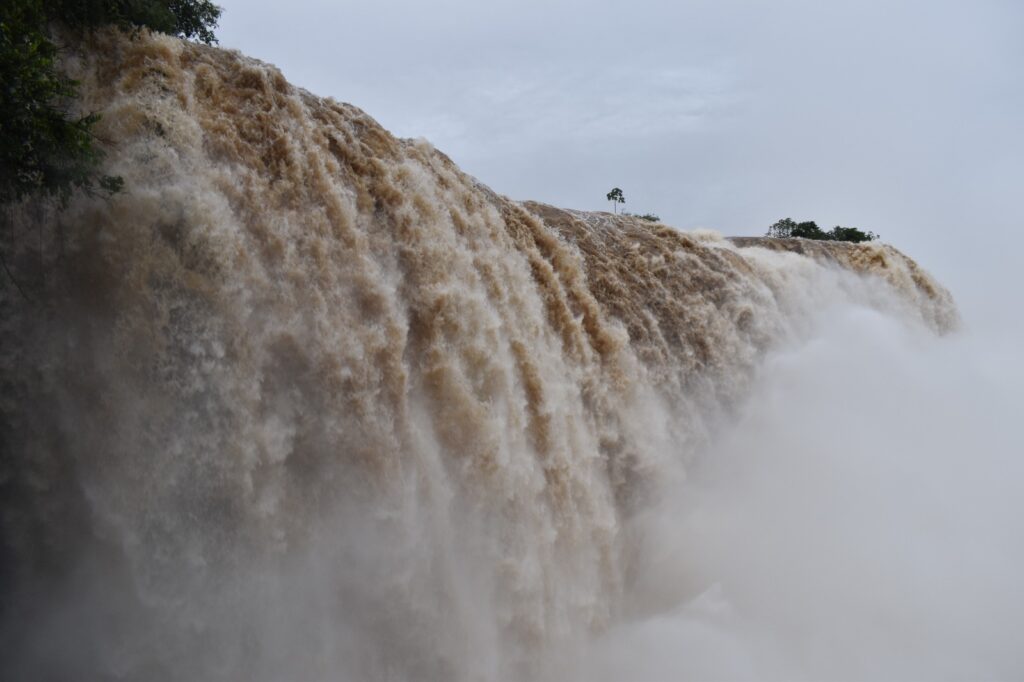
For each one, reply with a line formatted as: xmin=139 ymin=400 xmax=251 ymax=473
xmin=0 ymin=30 xmax=957 ymax=681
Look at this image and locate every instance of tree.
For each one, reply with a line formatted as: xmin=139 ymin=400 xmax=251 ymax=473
xmin=1 ymin=0 xmax=115 ymax=206
xmin=0 ymin=1 xmax=221 ymax=208
xmin=606 ymin=187 xmax=625 ymax=214
xmin=790 ymin=220 xmax=826 ymax=240
xmin=827 ymin=225 xmax=878 ymax=243
xmin=765 ymin=217 xmax=878 ymax=243
xmin=2 ymin=1 xmax=221 ymax=298
xmin=766 ymin=218 xmax=797 ymax=238
xmin=52 ymin=1 xmax=223 ymax=45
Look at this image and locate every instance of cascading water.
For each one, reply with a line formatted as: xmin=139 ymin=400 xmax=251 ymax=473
xmin=0 ymin=31 xmax=958 ymax=680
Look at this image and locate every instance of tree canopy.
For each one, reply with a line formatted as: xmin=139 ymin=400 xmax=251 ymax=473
xmin=0 ymin=0 xmax=221 ymax=207
xmin=766 ymin=217 xmax=878 ymax=243
xmin=606 ymin=187 xmax=625 ymax=214
xmin=52 ymin=1 xmax=222 ymax=45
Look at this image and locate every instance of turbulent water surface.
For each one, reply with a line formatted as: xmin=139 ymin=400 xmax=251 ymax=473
xmin=0 ymin=32 xmax=982 ymax=681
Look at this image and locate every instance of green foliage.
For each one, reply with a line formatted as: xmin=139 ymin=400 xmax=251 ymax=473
xmin=606 ymin=187 xmax=625 ymax=214
xmin=0 ymin=0 xmax=220 ymax=208
xmin=766 ymin=217 xmax=878 ymax=243
xmin=1 ymin=0 xmax=114 ymax=205
xmin=52 ymin=1 xmax=222 ymax=45
xmin=791 ymin=220 xmax=826 ymax=240
xmin=2 ymin=0 xmax=220 ymax=301
xmin=827 ymin=225 xmax=878 ymax=243
xmin=622 ymin=211 xmax=660 ymax=222
xmin=766 ymin=217 xmax=797 ymax=238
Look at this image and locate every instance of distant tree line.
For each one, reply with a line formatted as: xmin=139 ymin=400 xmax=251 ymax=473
xmin=626 ymin=210 xmax=659 ymax=222
xmin=766 ymin=218 xmax=878 ymax=243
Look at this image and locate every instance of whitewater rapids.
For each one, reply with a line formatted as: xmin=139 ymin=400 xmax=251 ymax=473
xmin=0 ymin=31 xmax=967 ymax=680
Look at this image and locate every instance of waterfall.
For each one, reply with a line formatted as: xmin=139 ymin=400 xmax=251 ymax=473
xmin=0 ymin=31 xmax=957 ymax=680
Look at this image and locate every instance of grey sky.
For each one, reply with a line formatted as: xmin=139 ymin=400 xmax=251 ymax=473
xmin=215 ymin=0 xmax=1023 ymax=329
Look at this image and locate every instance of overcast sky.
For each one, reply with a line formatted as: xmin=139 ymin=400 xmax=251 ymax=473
xmin=215 ymin=0 xmax=1023 ymax=330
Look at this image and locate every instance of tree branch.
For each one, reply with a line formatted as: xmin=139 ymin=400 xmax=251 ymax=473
xmin=0 ymin=247 xmax=33 ymax=303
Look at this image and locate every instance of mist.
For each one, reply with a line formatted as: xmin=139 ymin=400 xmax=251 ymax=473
xmin=577 ymin=302 xmax=1024 ymax=680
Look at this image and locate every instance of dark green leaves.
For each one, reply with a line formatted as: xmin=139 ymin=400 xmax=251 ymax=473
xmin=0 ymin=0 xmax=119 ymax=205
xmin=51 ymin=1 xmax=223 ymax=45
xmin=766 ymin=217 xmax=878 ymax=243
xmin=0 ymin=0 xmax=222 ymax=207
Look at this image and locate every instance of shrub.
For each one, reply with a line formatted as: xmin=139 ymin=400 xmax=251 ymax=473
xmin=766 ymin=217 xmax=878 ymax=243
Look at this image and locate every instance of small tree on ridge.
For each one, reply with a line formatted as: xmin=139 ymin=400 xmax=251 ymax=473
xmin=606 ymin=187 xmax=625 ymax=214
